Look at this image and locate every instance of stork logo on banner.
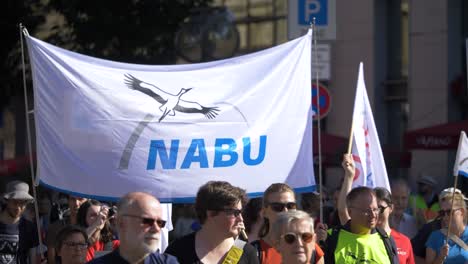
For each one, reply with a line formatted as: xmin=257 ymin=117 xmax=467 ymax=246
xmin=124 ymin=74 xmax=220 ymax=122
xmin=119 ymin=74 xmax=224 ymax=170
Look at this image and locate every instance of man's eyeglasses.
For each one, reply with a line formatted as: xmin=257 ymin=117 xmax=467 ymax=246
xmin=122 ymin=214 xmax=166 ymax=228
xmin=281 ymin=232 xmax=314 ymax=245
xmin=63 ymin=241 xmax=88 ymax=250
xmin=9 ymin=199 xmax=32 ymax=207
xmin=438 ymin=208 xmax=461 ymax=217
xmin=267 ymin=202 xmax=297 ymax=212
xmin=350 ymin=207 xmax=380 ymax=216
xmin=216 ymin=208 xmax=243 ymax=218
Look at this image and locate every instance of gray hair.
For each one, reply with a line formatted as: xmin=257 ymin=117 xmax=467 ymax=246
xmin=271 ymin=210 xmax=314 ymax=242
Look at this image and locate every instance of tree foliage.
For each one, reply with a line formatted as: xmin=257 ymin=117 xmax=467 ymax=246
xmin=46 ymin=0 xmax=211 ymax=64
xmin=0 ymin=0 xmax=211 ymax=108
xmin=0 ymin=0 xmax=45 ymax=107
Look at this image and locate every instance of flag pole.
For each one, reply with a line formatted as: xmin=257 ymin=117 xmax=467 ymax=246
xmin=347 ymin=64 xmax=357 ymax=155
xmin=311 ymin=18 xmax=324 ymax=224
xmin=347 ymin=121 xmax=354 ymax=154
xmin=19 ymin=23 xmax=45 ymax=259
xmin=445 ymin=175 xmax=459 ymax=247
xmin=445 ymin=131 xmax=465 ymax=246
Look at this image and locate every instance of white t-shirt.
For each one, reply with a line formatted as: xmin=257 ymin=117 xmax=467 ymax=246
xmin=158 ymin=203 xmax=173 ymax=252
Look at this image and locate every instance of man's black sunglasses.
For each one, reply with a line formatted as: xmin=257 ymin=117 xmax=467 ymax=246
xmin=122 ymin=214 xmax=166 ymax=228
xmin=267 ymin=202 xmax=297 ymax=212
xmin=378 ymin=205 xmax=389 ymax=214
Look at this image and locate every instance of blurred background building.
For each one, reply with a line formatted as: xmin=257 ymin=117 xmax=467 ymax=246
xmin=205 ymin=0 xmax=468 ymax=191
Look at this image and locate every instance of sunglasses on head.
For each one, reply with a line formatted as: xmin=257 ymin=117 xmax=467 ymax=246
xmin=282 ymin=232 xmax=314 ymax=245
xmin=122 ymin=214 xmax=166 ymax=228
xmin=267 ymin=202 xmax=297 ymax=212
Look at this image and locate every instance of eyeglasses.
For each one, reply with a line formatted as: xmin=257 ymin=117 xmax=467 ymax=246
xmin=267 ymin=202 xmax=297 ymax=212
xmin=350 ymin=207 xmax=380 ymax=216
xmin=378 ymin=205 xmax=389 ymax=214
xmin=122 ymin=214 xmax=166 ymax=228
xmin=281 ymin=232 xmax=314 ymax=245
xmin=63 ymin=242 xmax=88 ymax=250
xmin=438 ymin=208 xmax=461 ymax=217
xmin=215 ymin=208 xmax=243 ymax=218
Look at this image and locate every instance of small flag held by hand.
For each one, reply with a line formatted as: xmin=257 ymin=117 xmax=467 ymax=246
xmin=453 ymin=131 xmax=468 ymax=177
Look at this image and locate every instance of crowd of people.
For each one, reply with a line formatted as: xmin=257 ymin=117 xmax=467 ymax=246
xmin=0 ymin=155 xmax=467 ymax=264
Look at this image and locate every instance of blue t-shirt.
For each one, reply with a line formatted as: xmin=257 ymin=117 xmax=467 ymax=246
xmin=86 ymin=249 xmax=179 ymax=264
xmin=425 ymin=226 xmax=468 ymax=264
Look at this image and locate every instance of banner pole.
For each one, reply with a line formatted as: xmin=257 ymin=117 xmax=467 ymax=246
xmin=347 ymin=121 xmax=354 ymax=154
xmin=445 ymin=176 xmax=459 ymax=247
xmin=19 ymin=23 xmax=44 ymax=260
xmin=312 ymin=18 xmax=324 ymax=224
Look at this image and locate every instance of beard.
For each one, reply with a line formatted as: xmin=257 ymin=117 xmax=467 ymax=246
xmin=122 ymin=231 xmax=160 ymax=254
xmin=141 ymin=235 xmax=160 ymax=253
xmin=6 ymin=207 xmax=22 ymax=219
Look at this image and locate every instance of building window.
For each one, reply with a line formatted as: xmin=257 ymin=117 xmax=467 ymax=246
xmin=213 ymin=0 xmax=288 ymax=53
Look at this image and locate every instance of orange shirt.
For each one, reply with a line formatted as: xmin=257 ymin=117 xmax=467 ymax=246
xmin=259 ymin=239 xmax=324 ymax=264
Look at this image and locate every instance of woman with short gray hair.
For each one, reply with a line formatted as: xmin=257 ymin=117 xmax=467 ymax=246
xmin=272 ymin=210 xmax=323 ymax=264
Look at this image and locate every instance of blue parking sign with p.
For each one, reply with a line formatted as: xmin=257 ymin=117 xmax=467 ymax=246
xmin=298 ymin=0 xmax=328 ymax=25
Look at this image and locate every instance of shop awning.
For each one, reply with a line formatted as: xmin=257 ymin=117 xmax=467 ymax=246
xmin=404 ymin=120 xmax=468 ymax=150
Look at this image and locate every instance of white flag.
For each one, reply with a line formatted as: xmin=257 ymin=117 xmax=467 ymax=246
xmin=26 ymin=31 xmax=314 ymax=202
xmin=453 ymin=131 xmax=468 ymax=177
xmin=351 ymin=63 xmax=390 ymax=190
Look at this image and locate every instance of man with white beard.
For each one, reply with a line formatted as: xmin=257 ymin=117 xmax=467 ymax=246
xmin=88 ymin=192 xmax=178 ymax=264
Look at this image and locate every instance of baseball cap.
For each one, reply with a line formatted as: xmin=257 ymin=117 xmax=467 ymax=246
xmin=439 ymin=187 xmax=468 ymax=201
xmin=417 ymin=174 xmax=437 ymax=187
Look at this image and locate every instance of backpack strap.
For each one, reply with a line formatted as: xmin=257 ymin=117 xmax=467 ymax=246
xmin=222 ymin=239 xmax=246 ymax=264
xmin=440 ymin=228 xmax=468 ymax=251
xmin=375 ymin=227 xmax=399 ymax=264
xmin=323 ymin=227 xmax=340 ymax=264
xmin=250 ymin=240 xmax=262 ymax=263
xmin=310 ymin=249 xmax=316 ymax=264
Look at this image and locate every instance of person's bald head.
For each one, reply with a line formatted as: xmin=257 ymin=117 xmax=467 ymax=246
xmin=116 ymin=192 xmax=163 ymax=257
xmin=117 ymin=192 xmax=161 ymax=216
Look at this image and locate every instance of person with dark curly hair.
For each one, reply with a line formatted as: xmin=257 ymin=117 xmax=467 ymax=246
xmin=242 ymin=197 xmax=263 ymax=242
xmin=76 ymin=199 xmax=119 ymax=261
xmin=166 ymin=181 xmax=258 ymax=264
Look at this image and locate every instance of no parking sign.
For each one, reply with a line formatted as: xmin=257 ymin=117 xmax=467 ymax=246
xmin=312 ymin=83 xmax=331 ymax=120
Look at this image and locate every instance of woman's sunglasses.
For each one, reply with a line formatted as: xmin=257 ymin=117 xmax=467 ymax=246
xmin=438 ymin=208 xmax=461 ymax=217
xmin=282 ymin=232 xmax=314 ymax=245
xmin=267 ymin=202 xmax=297 ymax=212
